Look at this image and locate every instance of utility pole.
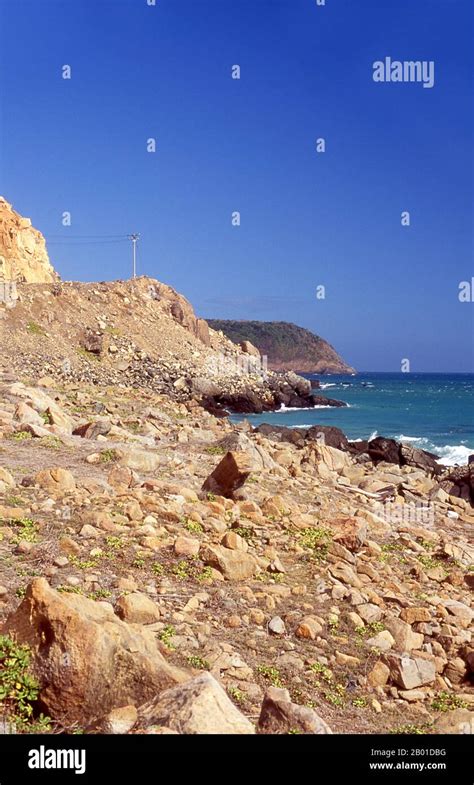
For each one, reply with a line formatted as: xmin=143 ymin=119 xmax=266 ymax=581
xmin=128 ymin=233 xmax=140 ymax=278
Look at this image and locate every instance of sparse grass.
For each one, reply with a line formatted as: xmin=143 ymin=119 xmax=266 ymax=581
xmin=205 ymin=446 xmax=225 ymax=456
xmin=257 ymin=664 xmax=284 ymax=688
xmin=39 ymin=435 xmax=62 ymax=450
xmin=431 ymin=692 xmax=467 ymax=712
xmin=3 ymin=495 xmax=24 ymax=507
xmin=8 ymin=431 xmax=32 ymax=442
xmin=99 ymin=448 xmax=119 ymax=463
xmin=390 ymin=723 xmax=433 ymax=735
xmin=309 ymin=662 xmax=333 ymax=683
xmin=185 ymin=520 xmax=203 ymax=534
xmin=187 ymin=655 xmax=210 ymax=670
xmin=324 ymin=683 xmax=346 ymax=707
xmin=69 ymin=555 xmax=100 ymax=570
xmin=228 ymin=686 xmax=246 ymax=704
xmin=159 ymin=625 xmax=176 ymax=650
xmin=300 ymin=527 xmax=332 ymax=561
xmin=26 ymin=321 xmax=45 ymax=336
xmin=10 ymin=517 xmax=38 ymax=544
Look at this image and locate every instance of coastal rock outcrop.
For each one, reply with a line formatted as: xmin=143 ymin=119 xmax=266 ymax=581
xmin=0 ymin=197 xmax=58 ymax=284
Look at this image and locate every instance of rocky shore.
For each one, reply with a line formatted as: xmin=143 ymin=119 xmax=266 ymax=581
xmin=0 ymin=371 xmax=472 ymax=735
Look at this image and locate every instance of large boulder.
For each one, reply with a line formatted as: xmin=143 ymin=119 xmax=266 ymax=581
xmin=201 ymin=451 xmax=253 ymax=498
xmin=2 ymin=579 xmax=188 ymax=725
xmin=368 ymin=437 xmax=400 ymax=465
xmin=400 ymin=444 xmax=442 ymax=475
xmin=137 ymin=672 xmax=254 ymax=734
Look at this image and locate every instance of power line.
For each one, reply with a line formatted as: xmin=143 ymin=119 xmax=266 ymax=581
xmin=45 ymin=233 xmax=128 ymax=239
xmin=47 ymin=238 xmax=128 ymax=245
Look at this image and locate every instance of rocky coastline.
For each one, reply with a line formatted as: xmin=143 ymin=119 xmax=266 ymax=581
xmin=0 ymin=370 xmax=472 ymax=736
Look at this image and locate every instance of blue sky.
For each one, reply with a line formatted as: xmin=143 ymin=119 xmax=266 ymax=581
xmin=0 ymin=0 xmax=472 ymax=372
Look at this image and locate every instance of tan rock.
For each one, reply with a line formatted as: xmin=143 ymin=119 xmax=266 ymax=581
xmin=201 ymin=543 xmax=258 ymax=580
xmin=400 ymin=607 xmax=432 ymax=624
xmin=367 ymin=661 xmax=390 ymax=688
xmin=3 ymin=578 xmax=187 ymax=724
xmin=384 ymin=616 xmax=424 ymax=652
xmin=296 ymin=616 xmax=323 ymax=640
xmin=137 ymin=672 xmax=255 ymax=734
xmin=115 ymin=592 xmax=161 ymax=625
xmin=258 ymin=686 xmax=332 ymax=734
xmin=174 ymin=536 xmax=200 ymax=558
xmin=99 ymin=705 xmax=138 ymax=734
xmin=34 ymin=467 xmax=76 ymax=494
xmin=221 ymin=531 xmax=248 ymax=552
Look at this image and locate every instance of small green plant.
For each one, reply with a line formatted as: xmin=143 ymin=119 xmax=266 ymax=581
xmin=309 ymin=662 xmax=333 ymax=683
xmin=11 ymin=517 xmax=38 ymax=544
xmin=171 ymin=561 xmax=190 ymax=580
xmin=228 ymin=686 xmax=246 ymax=704
xmin=431 ymin=692 xmax=467 ymax=713
xmin=10 ymin=431 xmax=32 ymax=442
xmin=356 ymin=621 xmax=386 ymax=638
xmin=0 ymin=634 xmax=50 ymax=732
xmin=39 ymin=435 xmax=62 ymax=450
xmin=205 ymin=446 xmax=225 ymax=456
xmin=206 ymin=492 xmax=216 ymax=502
xmin=390 ymin=723 xmax=432 ymax=735
xmin=132 ymin=556 xmax=146 ymax=570
xmin=100 ymin=449 xmax=119 ymax=463
xmin=69 ymin=555 xmax=100 ymax=570
xmin=352 ymin=697 xmax=368 ymax=708
xmin=187 ymin=655 xmax=210 ymax=670
xmin=324 ymin=683 xmax=346 ymax=708
xmin=88 ymin=589 xmax=112 ymax=601
xmin=152 ymin=562 xmax=165 ymax=577
xmin=185 ymin=520 xmax=203 ymax=534
xmin=159 ymin=625 xmax=176 ymax=650
xmin=196 ymin=566 xmax=213 ymax=583
xmin=4 ymin=495 xmax=24 ymax=507
xmin=257 ymin=664 xmax=284 ymax=688
xmin=26 ymin=321 xmax=45 ymax=336
xmin=105 ymin=535 xmax=124 ymax=550
xmin=233 ymin=526 xmax=253 ymax=541
xmin=300 ymin=527 xmax=331 ymax=561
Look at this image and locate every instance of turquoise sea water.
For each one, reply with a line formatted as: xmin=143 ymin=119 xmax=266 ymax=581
xmin=233 ymin=373 xmax=474 ymax=467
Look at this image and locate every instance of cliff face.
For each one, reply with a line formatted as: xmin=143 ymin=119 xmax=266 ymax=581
xmin=0 ymin=197 xmax=58 ymax=283
xmin=207 ymin=320 xmax=356 ymax=374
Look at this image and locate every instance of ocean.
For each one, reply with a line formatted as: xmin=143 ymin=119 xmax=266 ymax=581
xmin=232 ymin=372 xmax=474 ymax=467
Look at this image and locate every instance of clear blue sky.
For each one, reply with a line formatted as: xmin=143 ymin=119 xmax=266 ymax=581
xmin=0 ymin=0 xmax=472 ymax=372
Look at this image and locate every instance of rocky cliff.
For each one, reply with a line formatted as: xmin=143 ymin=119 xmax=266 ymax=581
xmin=207 ymin=320 xmax=355 ymax=374
xmin=0 ymin=197 xmax=58 ymax=284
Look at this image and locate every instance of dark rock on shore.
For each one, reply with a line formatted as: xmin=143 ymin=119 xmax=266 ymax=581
xmin=367 ymin=437 xmax=401 ymax=465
